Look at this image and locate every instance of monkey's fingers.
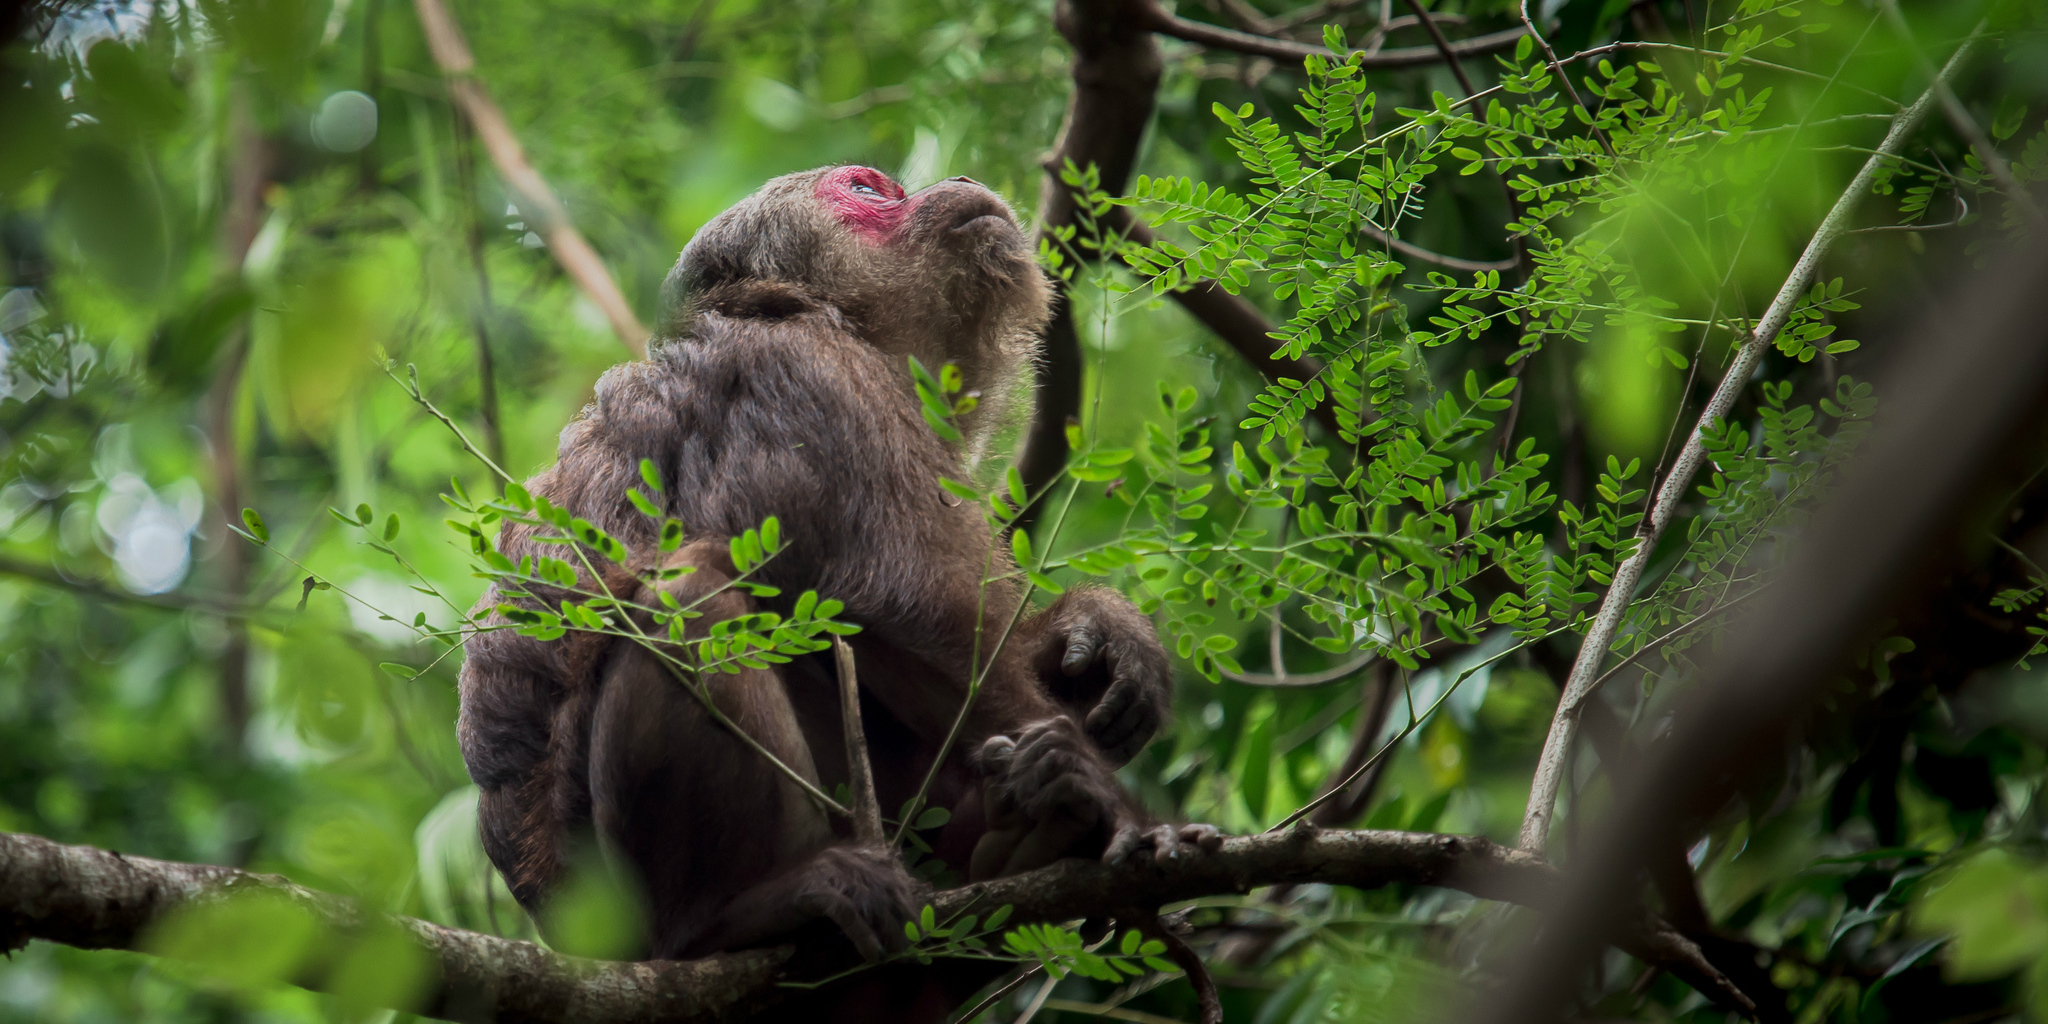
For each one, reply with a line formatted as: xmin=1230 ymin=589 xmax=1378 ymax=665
xmin=999 ymin=812 xmax=1097 ymax=876
xmin=1084 ymin=679 xmax=1163 ymax=761
xmin=1060 ymin=624 xmax=1104 ymax=676
xmin=1106 ymin=822 xmax=1223 ymax=866
xmin=1016 ymin=773 xmax=1105 ymax=827
xmin=813 ymin=894 xmax=889 ymax=962
xmin=1179 ymin=823 xmax=1225 ymax=852
xmin=969 ymin=826 xmax=1026 ymax=881
xmin=975 ymin=734 xmax=1018 ymax=771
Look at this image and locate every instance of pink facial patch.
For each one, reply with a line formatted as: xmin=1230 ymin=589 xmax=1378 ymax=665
xmin=815 ymin=166 xmax=912 ymax=244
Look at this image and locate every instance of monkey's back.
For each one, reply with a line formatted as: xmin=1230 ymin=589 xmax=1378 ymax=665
xmin=457 ymin=308 xmax=998 ymax=911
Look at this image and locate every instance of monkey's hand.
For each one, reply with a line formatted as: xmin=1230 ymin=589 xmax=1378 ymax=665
xmin=967 ymin=718 xmax=1127 ymax=880
xmin=707 ymin=845 xmax=924 ymax=962
xmin=1028 ymin=588 xmax=1171 ymax=766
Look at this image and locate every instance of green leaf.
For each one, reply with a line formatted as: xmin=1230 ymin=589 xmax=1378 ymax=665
xmin=915 ymin=807 xmax=952 ymax=830
xmin=240 ymin=508 xmax=269 ymax=543
xmin=1239 ymin=699 xmax=1274 ymax=820
xmin=357 ymin=503 xmax=374 ymax=525
xmin=661 ymin=519 xmax=685 ymax=553
xmin=1012 ymin=529 xmax=1034 ymax=566
xmin=1027 ymin=571 xmax=1064 ymax=595
xmin=640 ymin=458 xmax=663 ymax=491
xmin=1912 ymin=849 xmax=2048 ymax=979
xmin=383 ymin=513 xmax=400 ymax=542
xmin=378 ymin=662 xmax=417 ymax=679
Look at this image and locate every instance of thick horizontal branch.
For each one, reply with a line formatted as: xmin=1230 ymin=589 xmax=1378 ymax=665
xmin=0 ymin=825 xmax=1745 ymax=1023
xmin=937 ymin=824 xmax=1546 ymax=919
xmin=0 ymin=831 xmax=784 ymax=1024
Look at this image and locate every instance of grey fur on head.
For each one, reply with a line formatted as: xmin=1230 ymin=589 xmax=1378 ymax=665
xmin=655 ymin=166 xmax=1049 ymax=453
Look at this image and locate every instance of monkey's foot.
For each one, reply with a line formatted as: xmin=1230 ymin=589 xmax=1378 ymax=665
xmin=710 ymin=844 xmax=924 ymax=962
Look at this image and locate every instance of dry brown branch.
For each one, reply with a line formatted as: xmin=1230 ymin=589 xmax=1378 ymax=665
xmin=1517 ymin=38 xmax=1971 ymax=855
xmin=412 ymin=0 xmax=649 ymax=356
xmin=1519 ymin=0 xmax=1616 ymax=157
xmin=834 ymin=636 xmax=886 ymax=844
xmin=1140 ymin=0 xmax=1526 ymax=66
xmin=1400 ymin=0 xmax=1474 ymax=94
xmin=1360 ymin=223 xmax=1518 ymax=272
xmin=1120 ymin=906 xmax=1221 ymax=1024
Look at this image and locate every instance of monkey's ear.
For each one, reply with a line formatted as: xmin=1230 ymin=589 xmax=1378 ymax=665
xmin=705 ymin=280 xmax=817 ymax=321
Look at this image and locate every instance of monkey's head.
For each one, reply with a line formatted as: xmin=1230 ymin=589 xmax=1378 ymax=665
xmin=661 ymin=166 xmax=1050 ymax=440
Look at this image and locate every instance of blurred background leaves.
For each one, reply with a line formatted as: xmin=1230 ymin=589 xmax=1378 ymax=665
xmin=1 ymin=0 xmax=2046 ymax=1022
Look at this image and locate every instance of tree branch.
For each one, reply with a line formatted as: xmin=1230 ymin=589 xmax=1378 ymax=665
xmin=1140 ymin=0 xmax=1526 ymax=67
xmin=834 ymin=636 xmax=886 ymax=844
xmin=1485 ymin=195 xmax=2048 ymax=1024
xmin=1516 ymin=38 xmax=1971 ymax=855
xmin=412 ymin=0 xmax=649 ymax=356
xmin=1016 ymin=0 xmax=1163 ymax=504
xmin=0 ymin=824 xmax=1740 ymax=1023
xmin=1104 ymin=211 xmax=1335 ymax=431
xmin=1876 ymin=5 xmax=2039 ymax=222
xmin=0 ymin=830 xmax=788 ymax=1024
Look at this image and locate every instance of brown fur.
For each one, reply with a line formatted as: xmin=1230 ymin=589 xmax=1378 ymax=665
xmin=456 ymin=167 xmax=1188 ymax=973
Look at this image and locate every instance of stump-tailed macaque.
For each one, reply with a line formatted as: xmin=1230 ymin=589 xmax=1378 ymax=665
xmin=457 ymin=166 xmax=1209 ymax=977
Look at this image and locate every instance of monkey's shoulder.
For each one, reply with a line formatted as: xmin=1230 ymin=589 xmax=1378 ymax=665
xmin=580 ymin=316 xmax=917 ymax=438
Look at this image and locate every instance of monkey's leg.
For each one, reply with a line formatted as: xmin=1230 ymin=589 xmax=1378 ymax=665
xmin=587 ymin=545 xmax=919 ymax=960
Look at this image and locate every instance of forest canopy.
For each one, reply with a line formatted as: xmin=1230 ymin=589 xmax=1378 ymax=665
xmin=2 ymin=0 xmax=2048 ymax=1022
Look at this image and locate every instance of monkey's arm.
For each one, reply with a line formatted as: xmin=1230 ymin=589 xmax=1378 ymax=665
xmin=1010 ymin=587 xmax=1173 ymax=765
xmin=454 ymin=419 xmax=668 ymax=907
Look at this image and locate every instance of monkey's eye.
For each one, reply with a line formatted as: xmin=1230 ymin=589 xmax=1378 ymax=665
xmin=850 ymin=182 xmax=884 ymax=199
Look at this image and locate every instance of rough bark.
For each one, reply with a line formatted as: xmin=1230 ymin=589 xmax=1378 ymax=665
xmin=0 ymin=825 xmax=1731 ymax=1024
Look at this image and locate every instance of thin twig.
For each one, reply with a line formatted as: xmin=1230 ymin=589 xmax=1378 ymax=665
xmin=1360 ymin=221 xmax=1517 ymax=272
xmin=1140 ymin=0 xmax=1527 ymax=68
xmin=0 ymin=556 xmax=255 ymax=617
xmin=1040 ymin=1000 xmax=1191 ymax=1024
xmin=1220 ymin=651 xmax=1375 ymax=687
xmin=1274 ymin=625 xmax=1563 ymax=832
xmin=1123 ymin=907 xmax=1220 ymax=1024
xmin=1401 ymin=0 xmax=1474 ymax=95
xmin=834 ymin=636 xmax=885 ymax=845
xmin=1877 ymin=5 xmax=2038 ymax=221
xmin=1519 ymin=0 xmax=1616 ymax=157
xmin=411 ymin=0 xmax=649 ymax=355
xmin=1516 ymin=36 xmax=1974 ymax=855
xmin=1014 ymin=974 xmax=1060 ymax=1024
xmin=450 ymin=111 xmax=506 ymax=469
xmin=948 ymin=965 xmax=1045 ymax=1024
xmin=1582 ymin=585 xmax=1767 ymax=700
xmin=1398 ymin=0 xmax=1528 ymax=280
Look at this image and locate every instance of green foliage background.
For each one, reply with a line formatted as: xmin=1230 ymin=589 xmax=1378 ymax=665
xmin=4 ymin=0 xmax=2048 ymax=1022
